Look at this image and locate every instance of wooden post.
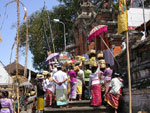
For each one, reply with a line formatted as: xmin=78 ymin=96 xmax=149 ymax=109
xmin=126 ymin=31 xmax=132 ymax=113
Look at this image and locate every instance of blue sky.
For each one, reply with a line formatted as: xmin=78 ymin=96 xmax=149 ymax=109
xmin=0 ymin=0 xmax=60 ymax=71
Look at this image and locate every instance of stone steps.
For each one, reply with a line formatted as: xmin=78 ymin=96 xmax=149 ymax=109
xmin=44 ymin=100 xmax=107 ymax=113
xmin=44 ymin=106 xmax=107 ymax=113
xmin=69 ymin=100 xmax=90 ymax=107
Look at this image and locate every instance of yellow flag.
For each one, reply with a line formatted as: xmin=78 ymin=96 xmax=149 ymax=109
xmin=0 ymin=37 xmax=2 ymax=41
xmin=0 ymin=34 xmax=2 ymax=42
xmin=118 ymin=0 xmax=128 ymax=34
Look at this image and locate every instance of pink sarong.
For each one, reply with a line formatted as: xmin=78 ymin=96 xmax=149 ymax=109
xmin=69 ymin=82 xmax=77 ymax=99
xmin=91 ymin=84 xmax=102 ymax=106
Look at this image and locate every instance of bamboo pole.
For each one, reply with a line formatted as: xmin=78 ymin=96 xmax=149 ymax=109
xmin=16 ymin=0 xmax=20 ymax=112
xmin=16 ymin=0 xmax=20 ymax=77
xmin=126 ymin=31 xmax=132 ymax=113
xmin=16 ymin=83 xmax=20 ymax=113
xmin=45 ymin=1 xmax=55 ymax=53
xmin=6 ymin=0 xmax=27 ymax=112
xmin=8 ymin=41 xmax=15 ymax=75
xmin=100 ymin=36 xmax=121 ymax=68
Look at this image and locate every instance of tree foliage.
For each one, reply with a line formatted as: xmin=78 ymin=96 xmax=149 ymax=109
xmin=19 ymin=1 xmax=81 ymax=70
xmin=20 ymin=10 xmax=49 ymax=70
xmin=19 ymin=0 xmax=150 ymax=71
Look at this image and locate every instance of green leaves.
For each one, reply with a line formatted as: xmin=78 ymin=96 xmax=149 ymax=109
xmin=19 ymin=1 xmax=80 ymax=71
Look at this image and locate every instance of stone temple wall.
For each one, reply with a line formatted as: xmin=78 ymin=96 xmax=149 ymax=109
xmin=115 ymin=32 xmax=150 ymax=113
xmin=115 ymin=32 xmax=150 ymax=88
xmin=122 ymin=89 xmax=150 ymax=113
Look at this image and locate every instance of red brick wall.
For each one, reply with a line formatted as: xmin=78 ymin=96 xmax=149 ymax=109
xmin=113 ymin=46 xmax=122 ymax=56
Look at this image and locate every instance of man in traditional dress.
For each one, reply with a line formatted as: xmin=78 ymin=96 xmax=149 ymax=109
xmin=105 ymin=72 xmax=123 ymax=113
xmin=53 ymin=65 xmax=69 ymax=108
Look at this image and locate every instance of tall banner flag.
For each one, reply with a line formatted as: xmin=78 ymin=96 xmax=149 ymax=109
xmin=118 ymin=0 xmax=128 ymax=34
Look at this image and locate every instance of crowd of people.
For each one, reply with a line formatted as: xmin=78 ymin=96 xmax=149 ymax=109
xmin=0 ymin=88 xmax=28 ymax=113
xmin=0 ymin=50 xmax=123 ymax=113
xmin=35 ymin=49 xmax=124 ymax=113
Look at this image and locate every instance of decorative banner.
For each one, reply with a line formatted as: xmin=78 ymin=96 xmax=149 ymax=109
xmin=118 ymin=0 xmax=128 ymax=34
xmin=5 ymin=0 xmax=27 ymax=20
xmin=23 ymin=7 xmax=27 ymax=20
xmin=5 ymin=0 xmax=16 ymax=7
xmin=18 ymin=0 xmax=27 ymax=20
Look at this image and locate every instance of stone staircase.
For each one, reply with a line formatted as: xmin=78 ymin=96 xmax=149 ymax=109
xmin=44 ymin=100 xmax=107 ymax=113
